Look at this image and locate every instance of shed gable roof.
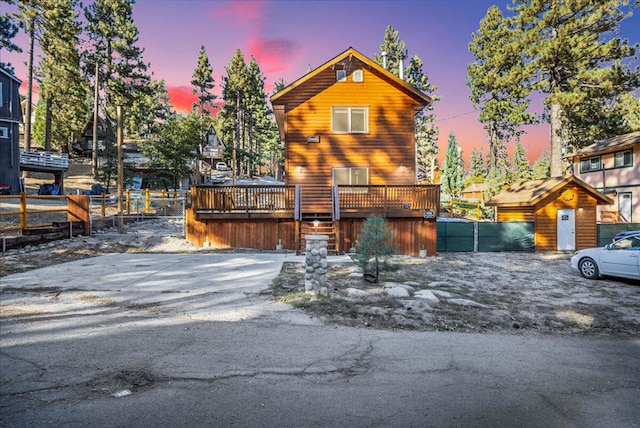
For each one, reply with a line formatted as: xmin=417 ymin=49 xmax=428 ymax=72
xmin=567 ymin=131 xmax=640 ymax=158
xmin=485 ymin=176 xmax=612 ymax=207
xmin=270 ymin=46 xmax=432 ymax=107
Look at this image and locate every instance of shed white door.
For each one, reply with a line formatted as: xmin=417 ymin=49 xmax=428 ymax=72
xmin=557 ymin=209 xmax=575 ymax=251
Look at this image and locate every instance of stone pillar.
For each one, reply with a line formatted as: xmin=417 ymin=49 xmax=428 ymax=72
xmin=304 ymin=235 xmax=329 ymax=294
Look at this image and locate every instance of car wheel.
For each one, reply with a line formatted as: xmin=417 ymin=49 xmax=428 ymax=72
xmin=578 ymin=257 xmax=599 ymax=279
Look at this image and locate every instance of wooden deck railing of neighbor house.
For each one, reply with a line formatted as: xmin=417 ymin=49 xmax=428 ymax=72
xmin=337 ymin=184 xmax=440 ymax=218
xmin=20 ymin=150 xmax=69 ymax=170
xmin=190 ymin=185 xmax=299 ymax=219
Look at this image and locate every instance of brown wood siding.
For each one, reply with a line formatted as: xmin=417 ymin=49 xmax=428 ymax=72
xmin=495 ymin=183 xmax=600 ymax=251
xmin=533 ymin=184 xmax=599 ymax=251
xmin=278 ymin=59 xmax=423 ymax=211
xmin=496 ymin=207 xmax=535 ymax=222
xmin=186 ymin=209 xmax=296 ymax=250
xmin=338 ymin=218 xmax=436 ymax=257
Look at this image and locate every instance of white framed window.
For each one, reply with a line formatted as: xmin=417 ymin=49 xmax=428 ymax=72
xmin=332 ymin=107 xmax=368 ymax=133
xmin=614 ymin=149 xmax=632 ymax=168
xmin=333 ymin=167 xmax=369 ymax=192
xmin=336 ymin=70 xmax=346 ymax=82
xmin=353 ymin=70 xmax=363 ymax=82
xmin=0 ymin=126 xmax=8 ymax=139
xmin=579 ymin=156 xmax=601 ymax=173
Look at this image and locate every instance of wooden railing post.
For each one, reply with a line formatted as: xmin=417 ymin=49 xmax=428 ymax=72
xmin=20 ymin=192 xmax=27 ymax=230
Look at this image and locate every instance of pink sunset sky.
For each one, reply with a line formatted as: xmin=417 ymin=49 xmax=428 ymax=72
xmin=2 ymin=0 xmax=638 ymax=165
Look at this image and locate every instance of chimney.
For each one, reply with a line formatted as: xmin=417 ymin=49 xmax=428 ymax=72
xmin=381 ymin=51 xmax=387 ymax=69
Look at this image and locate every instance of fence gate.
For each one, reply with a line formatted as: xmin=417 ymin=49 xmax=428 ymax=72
xmin=437 ymin=221 xmax=474 ymax=252
xmin=477 ymin=222 xmax=534 ymax=252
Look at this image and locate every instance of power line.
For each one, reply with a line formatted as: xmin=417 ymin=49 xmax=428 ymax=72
xmin=434 ymin=109 xmax=479 ymax=122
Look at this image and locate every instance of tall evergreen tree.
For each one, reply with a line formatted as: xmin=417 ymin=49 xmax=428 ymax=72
xmin=468 ymin=147 xmax=486 ymax=183
xmin=441 ymin=131 xmax=465 ymax=199
xmin=512 ymin=139 xmax=531 ymax=181
xmin=84 ymin=0 xmax=150 ymax=119
xmin=191 ymin=45 xmax=216 ymax=117
xmin=373 ymin=25 xmax=407 ymax=77
xmin=531 ymin=149 xmax=551 ymax=179
xmin=468 ymin=5 xmax=536 ymax=176
xmin=218 ymin=49 xmax=249 ymax=177
xmin=477 ymin=1 xmax=640 ymax=177
xmin=36 ymin=0 xmax=88 ymax=151
xmin=374 ymin=26 xmax=440 ymax=183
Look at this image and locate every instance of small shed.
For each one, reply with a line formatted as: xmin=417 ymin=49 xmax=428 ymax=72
xmin=485 ymin=176 xmax=612 ymax=251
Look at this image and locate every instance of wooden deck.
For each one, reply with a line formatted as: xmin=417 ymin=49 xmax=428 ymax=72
xmin=187 ymin=184 xmax=440 ymax=255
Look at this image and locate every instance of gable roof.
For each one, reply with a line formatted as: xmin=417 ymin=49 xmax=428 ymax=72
xmin=270 ymin=46 xmax=432 ymax=107
xmin=485 ymin=175 xmax=612 ymax=207
xmin=567 ymin=131 xmax=640 ymax=158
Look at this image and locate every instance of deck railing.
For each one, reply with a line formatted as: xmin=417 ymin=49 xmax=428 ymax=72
xmin=338 ymin=184 xmax=440 ymax=215
xmin=191 ymin=185 xmax=298 ymax=213
xmin=19 ymin=150 xmax=69 ymax=169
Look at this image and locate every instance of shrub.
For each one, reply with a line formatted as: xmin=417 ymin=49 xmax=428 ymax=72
xmin=355 ymin=216 xmax=396 ymax=282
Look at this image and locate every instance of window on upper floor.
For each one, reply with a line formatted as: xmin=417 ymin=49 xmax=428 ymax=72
xmin=613 ymin=149 xmax=633 ymax=168
xmin=336 ymin=70 xmax=346 ymax=82
xmin=332 ymin=107 xmax=368 ymax=133
xmin=579 ymin=156 xmax=601 ymax=173
xmin=353 ymin=70 xmax=363 ymax=82
xmin=0 ymin=126 xmax=8 ymax=139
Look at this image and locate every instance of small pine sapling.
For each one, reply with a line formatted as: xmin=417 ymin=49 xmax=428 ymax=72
xmin=355 ymin=216 xmax=396 ymax=282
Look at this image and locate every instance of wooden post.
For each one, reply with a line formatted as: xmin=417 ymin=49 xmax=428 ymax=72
xmin=67 ymin=194 xmax=90 ymax=235
xmin=117 ymin=104 xmax=124 ymax=233
xmin=20 ymin=192 xmax=27 ymax=230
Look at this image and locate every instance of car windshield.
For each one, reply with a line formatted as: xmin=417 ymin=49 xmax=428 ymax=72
xmin=611 ymin=235 xmax=640 ymax=250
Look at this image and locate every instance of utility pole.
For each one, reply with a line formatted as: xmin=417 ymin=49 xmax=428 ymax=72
xmin=232 ymin=90 xmax=239 ymax=185
xmin=92 ymin=60 xmax=99 ymax=175
xmin=117 ymin=104 xmax=124 ymax=234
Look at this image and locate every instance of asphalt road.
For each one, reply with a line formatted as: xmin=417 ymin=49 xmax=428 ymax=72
xmin=1 ymin=253 xmax=639 ymax=427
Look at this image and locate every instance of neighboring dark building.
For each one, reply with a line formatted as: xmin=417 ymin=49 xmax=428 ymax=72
xmin=0 ymin=68 xmax=22 ymax=194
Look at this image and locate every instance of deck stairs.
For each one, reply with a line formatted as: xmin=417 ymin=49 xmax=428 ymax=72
xmin=298 ymin=212 xmax=337 ymax=255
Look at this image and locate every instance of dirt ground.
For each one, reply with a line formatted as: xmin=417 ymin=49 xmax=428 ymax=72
xmin=2 ymin=222 xmax=639 ymax=338
xmin=2 ymin=160 xmax=639 ymax=338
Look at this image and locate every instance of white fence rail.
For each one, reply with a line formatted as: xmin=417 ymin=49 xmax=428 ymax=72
xmin=19 ymin=150 xmax=69 ymax=169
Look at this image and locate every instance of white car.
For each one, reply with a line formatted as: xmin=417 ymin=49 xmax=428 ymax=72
xmin=571 ymin=232 xmax=640 ymax=280
xmin=215 ymin=162 xmax=228 ymax=171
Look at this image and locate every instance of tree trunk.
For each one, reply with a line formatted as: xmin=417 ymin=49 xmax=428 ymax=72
xmin=24 ymin=19 xmax=35 ymax=152
xmin=45 ymin=98 xmax=52 ymax=152
xmin=549 ymin=102 xmax=563 ymax=177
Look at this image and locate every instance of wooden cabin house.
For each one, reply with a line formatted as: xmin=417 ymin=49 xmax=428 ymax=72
xmin=485 ymin=176 xmax=612 ymax=251
xmin=186 ymin=47 xmax=440 ymax=255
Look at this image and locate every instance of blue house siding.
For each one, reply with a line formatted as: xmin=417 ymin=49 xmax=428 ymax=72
xmin=0 ymin=68 xmax=22 ymax=194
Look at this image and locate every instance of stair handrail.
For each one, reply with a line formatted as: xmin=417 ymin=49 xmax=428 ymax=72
xmin=332 ymin=185 xmax=340 ymax=221
xmin=294 ymin=185 xmax=301 ymax=220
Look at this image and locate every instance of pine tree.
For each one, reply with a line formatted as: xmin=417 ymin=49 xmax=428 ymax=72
xmin=36 ymin=0 xmax=88 ymax=152
xmin=512 ymin=139 xmax=531 ymax=181
xmin=531 ymin=149 xmax=551 ymax=179
xmin=373 ymin=26 xmax=407 ymax=77
xmin=84 ymin=0 xmax=151 ymax=118
xmin=468 ymin=147 xmax=486 ymax=183
xmin=219 ymin=49 xmax=249 ymax=177
xmin=374 ymin=26 xmax=440 ymax=183
xmin=0 ymin=2 xmax=21 ymax=74
xmin=441 ymin=131 xmax=465 ymax=199
xmin=504 ymin=0 xmax=640 ymax=177
xmin=191 ymin=45 xmax=216 ymax=117
xmin=468 ymin=5 xmax=536 ymax=174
